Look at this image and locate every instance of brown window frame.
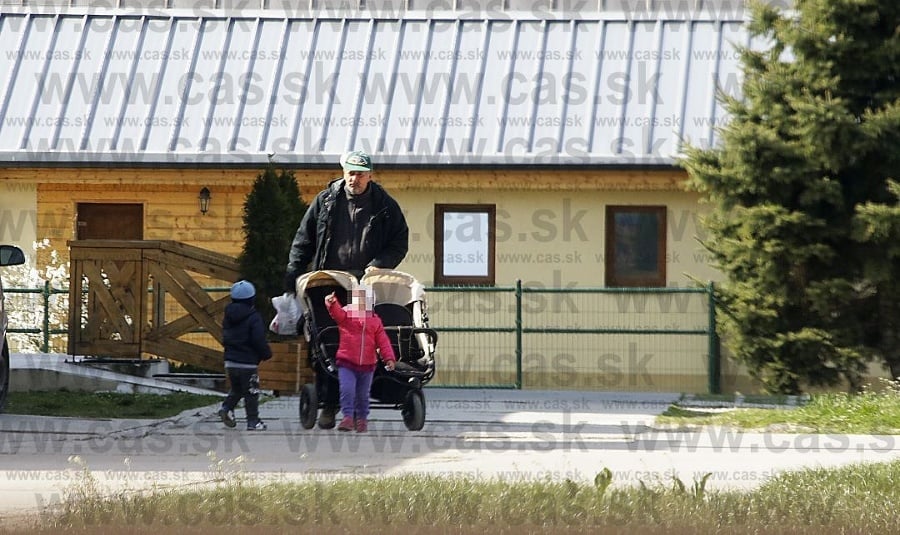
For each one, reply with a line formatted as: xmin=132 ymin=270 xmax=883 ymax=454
xmin=434 ymin=204 xmax=496 ymax=286
xmin=605 ymin=205 xmax=667 ymax=287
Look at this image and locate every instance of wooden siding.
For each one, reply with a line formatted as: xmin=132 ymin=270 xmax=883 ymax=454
xmin=2 ymin=166 xmax=688 ymax=270
xmin=260 ymin=342 xmax=314 ymax=394
xmin=37 ymin=182 xmax=252 ymax=269
xmin=2 ymin=166 xmax=686 ymax=190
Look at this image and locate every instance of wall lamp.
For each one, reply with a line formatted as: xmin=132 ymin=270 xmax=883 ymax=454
xmin=198 ymin=187 xmax=211 ymax=215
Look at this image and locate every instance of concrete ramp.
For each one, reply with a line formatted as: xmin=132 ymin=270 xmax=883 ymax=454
xmin=9 ymin=353 xmax=221 ymax=396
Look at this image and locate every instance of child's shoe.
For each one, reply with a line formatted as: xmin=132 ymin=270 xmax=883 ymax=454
xmin=247 ymin=420 xmax=267 ymax=431
xmin=217 ymin=408 xmax=236 ymax=428
xmin=337 ymin=416 xmax=355 ymax=431
xmin=355 ymin=419 xmax=368 ymax=433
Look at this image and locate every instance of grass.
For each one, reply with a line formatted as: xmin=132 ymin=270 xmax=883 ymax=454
xmin=8 ymin=458 xmax=900 ymax=534
xmin=4 ymin=390 xmax=222 ymax=419
xmin=658 ymin=383 xmax=900 ymax=433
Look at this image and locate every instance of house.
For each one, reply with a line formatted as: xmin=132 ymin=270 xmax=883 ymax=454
xmin=0 ymin=0 xmax=765 ymax=391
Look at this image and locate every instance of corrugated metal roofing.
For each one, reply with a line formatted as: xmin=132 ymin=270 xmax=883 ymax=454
xmin=0 ymin=7 xmax=753 ymax=167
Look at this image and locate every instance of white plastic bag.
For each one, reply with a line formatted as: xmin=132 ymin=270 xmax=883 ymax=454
xmin=269 ymin=292 xmax=302 ymax=335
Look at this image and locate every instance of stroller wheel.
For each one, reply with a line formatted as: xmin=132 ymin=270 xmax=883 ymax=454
xmin=402 ymin=390 xmax=426 ymax=431
xmin=299 ymin=383 xmax=318 ymax=430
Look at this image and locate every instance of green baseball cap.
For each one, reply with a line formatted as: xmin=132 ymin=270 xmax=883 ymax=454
xmin=341 ymin=150 xmax=373 ymax=172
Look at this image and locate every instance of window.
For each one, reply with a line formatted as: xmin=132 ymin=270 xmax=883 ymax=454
xmin=434 ymin=204 xmax=496 ymax=286
xmin=605 ymin=206 xmax=666 ymax=287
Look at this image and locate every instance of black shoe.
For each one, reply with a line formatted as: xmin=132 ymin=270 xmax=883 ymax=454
xmin=217 ymin=408 xmax=236 ymax=428
xmin=318 ymin=406 xmax=337 ymax=429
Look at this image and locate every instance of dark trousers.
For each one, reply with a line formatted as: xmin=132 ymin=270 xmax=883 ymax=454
xmin=223 ymin=367 xmax=260 ymax=422
xmin=316 ymin=368 xmax=341 ymax=410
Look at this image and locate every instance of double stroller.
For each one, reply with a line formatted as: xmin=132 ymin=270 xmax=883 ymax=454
xmin=294 ymin=269 xmax=437 ymax=431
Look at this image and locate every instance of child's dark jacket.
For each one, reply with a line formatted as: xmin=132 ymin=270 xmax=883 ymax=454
xmin=222 ymin=300 xmax=272 ymax=365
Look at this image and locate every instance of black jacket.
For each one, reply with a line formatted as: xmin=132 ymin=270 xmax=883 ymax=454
xmin=286 ymin=178 xmax=409 ymax=279
xmin=222 ymin=300 xmax=272 ymax=366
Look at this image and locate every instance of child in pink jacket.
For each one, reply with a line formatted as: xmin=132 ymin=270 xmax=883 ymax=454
xmin=325 ymin=285 xmax=396 ymax=433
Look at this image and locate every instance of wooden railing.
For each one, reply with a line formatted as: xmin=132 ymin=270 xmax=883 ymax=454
xmin=67 ymin=240 xmax=241 ymax=371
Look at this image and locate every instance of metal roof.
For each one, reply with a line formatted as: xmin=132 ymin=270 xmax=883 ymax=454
xmin=0 ymin=7 xmax=753 ymax=167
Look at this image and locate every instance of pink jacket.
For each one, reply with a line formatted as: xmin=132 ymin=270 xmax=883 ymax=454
xmin=327 ymin=300 xmax=397 ymax=372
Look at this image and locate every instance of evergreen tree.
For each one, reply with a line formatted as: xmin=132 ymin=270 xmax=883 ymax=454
xmin=854 ymin=181 xmax=900 ymax=381
xmin=682 ymin=0 xmax=900 ymax=393
xmin=239 ymin=164 xmax=307 ymax=325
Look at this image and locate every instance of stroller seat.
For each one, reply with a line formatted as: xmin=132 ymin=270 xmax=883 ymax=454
xmin=302 ymin=284 xmax=347 ymax=368
xmin=374 ymin=302 xmax=413 ymax=326
xmin=375 ymin=303 xmax=429 ymax=375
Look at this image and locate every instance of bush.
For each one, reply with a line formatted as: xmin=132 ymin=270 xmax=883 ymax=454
xmin=238 ymin=164 xmax=307 ymax=326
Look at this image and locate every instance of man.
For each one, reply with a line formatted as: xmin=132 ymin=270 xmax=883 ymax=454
xmin=285 ymin=150 xmax=409 ymax=428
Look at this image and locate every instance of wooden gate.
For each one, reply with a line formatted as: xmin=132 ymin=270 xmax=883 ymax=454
xmin=67 ymin=240 xmax=312 ymax=391
xmin=68 ymin=240 xmax=239 ymax=368
xmin=68 ymin=240 xmax=312 ymax=392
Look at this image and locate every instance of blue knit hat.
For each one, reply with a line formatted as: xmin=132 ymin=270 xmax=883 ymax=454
xmin=231 ymin=280 xmax=256 ymax=300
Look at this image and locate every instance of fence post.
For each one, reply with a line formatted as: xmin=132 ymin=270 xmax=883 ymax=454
xmin=42 ymin=280 xmax=51 ymax=353
xmin=707 ymin=281 xmax=721 ymax=394
xmin=515 ymin=279 xmax=522 ymax=389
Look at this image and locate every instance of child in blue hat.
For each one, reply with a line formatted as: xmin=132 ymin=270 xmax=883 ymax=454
xmin=218 ymin=280 xmax=272 ymax=430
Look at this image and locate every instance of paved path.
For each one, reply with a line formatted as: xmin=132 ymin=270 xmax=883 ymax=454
xmin=2 ymin=388 xmax=899 ymax=521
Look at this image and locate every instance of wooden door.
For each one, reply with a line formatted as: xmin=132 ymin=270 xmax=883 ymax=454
xmin=76 ymin=203 xmax=143 ymax=240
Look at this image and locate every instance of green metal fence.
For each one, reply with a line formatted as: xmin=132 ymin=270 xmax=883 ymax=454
xmin=4 ymin=282 xmax=720 ymax=393
xmin=425 ymin=282 xmax=719 ymax=393
xmin=5 ymin=282 xmax=69 ymax=354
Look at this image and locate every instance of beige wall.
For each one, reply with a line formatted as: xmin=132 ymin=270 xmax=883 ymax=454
xmin=0 ymin=180 xmax=38 ymax=262
xmin=391 ymin=188 xmax=719 ymax=288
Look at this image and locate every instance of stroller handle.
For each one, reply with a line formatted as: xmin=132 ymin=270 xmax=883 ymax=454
xmin=389 ymin=326 xmax=438 ymax=345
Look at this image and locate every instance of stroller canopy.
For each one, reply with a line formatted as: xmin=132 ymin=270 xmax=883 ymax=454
xmin=295 ymin=270 xmax=358 ymax=298
xmin=361 ymin=269 xmax=426 ymax=307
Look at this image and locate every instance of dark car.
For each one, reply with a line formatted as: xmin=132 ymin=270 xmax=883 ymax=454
xmin=0 ymin=244 xmax=26 ymax=411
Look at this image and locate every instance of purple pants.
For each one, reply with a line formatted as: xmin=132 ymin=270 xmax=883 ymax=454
xmin=338 ymin=366 xmax=374 ymax=421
